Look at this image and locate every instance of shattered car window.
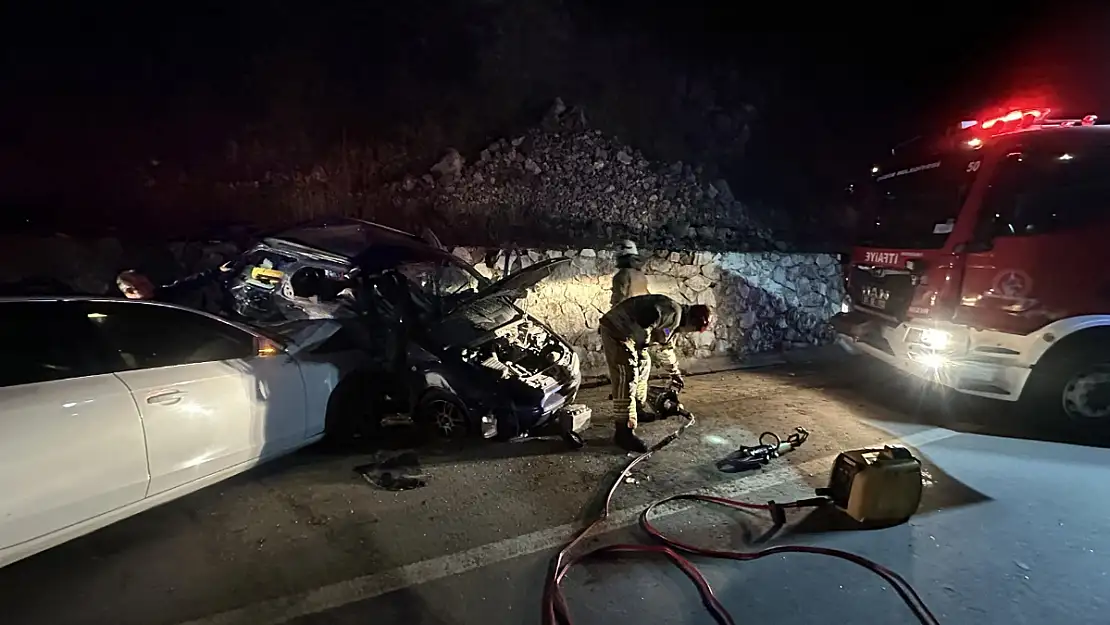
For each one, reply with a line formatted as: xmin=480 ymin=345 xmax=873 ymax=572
xmin=438 ymin=263 xmax=480 ymax=297
xmin=396 ymin=261 xmax=481 ymax=299
xmin=396 ymin=262 xmax=437 ymax=295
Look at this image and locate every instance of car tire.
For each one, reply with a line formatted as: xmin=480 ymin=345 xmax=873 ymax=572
xmin=323 ymin=373 xmax=383 ymax=447
xmin=413 ymin=390 xmax=472 ymax=440
xmin=1021 ymin=338 xmax=1110 ymax=430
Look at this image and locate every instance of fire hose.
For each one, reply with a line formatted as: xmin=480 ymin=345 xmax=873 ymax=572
xmin=541 ymin=390 xmax=940 ymax=625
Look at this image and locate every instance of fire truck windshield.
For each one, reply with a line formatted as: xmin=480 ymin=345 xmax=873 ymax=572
xmin=857 ymin=155 xmax=980 ymax=249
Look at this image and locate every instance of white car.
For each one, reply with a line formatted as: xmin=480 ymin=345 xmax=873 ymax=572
xmin=0 ymin=296 xmax=356 ymax=569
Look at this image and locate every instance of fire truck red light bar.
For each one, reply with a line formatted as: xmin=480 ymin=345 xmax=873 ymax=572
xmin=977 ymin=108 xmax=1050 ymax=133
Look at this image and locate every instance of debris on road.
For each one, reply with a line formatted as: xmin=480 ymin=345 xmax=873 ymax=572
xmin=355 ymin=452 xmax=429 ymax=491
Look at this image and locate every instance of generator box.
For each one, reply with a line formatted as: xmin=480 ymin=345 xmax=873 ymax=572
xmin=822 ymin=446 xmax=923 ymax=524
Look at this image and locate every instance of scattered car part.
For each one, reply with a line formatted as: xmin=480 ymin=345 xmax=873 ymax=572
xmin=354 ymin=452 xmax=428 ymax=491
xmin=561 ymin=431 xmax=585 ymax=449
xmin=556 ymin=404 xmax=591 ymax=449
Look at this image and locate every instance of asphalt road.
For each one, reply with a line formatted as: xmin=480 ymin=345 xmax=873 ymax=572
xmin=4 ymin=354 xmax=1109 ymax=625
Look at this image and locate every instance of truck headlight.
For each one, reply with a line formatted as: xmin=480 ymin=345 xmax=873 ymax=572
xmin=915 ymin=353 xmax=947 ymax=369
xmin=920 ymin=328 xmax=950 ymax=349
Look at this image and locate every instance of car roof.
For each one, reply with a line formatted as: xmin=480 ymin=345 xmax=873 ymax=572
xmin=0 ymin=295 xmax=171 ymax=304
xmin=267 ymin=217 xmax=462 ymax=272
xmin=0 ymin=296 xmax=268 ymax=336
xmin=268 ymin=218 xmax=429 ymax=259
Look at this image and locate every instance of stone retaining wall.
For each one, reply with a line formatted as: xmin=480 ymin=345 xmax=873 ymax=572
xmin=450 ymin=247 xmax=845 ymax=373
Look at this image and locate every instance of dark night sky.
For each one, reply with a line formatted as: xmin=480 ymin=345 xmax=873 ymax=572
xmin=2 ymin=1 xmax=1108 ymax=229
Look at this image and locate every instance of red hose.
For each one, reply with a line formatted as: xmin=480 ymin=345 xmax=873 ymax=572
xmin=542 ymin=418 xmax=941 ymax=625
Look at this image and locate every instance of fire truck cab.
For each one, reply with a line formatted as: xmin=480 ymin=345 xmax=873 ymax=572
xmin=834 ymin=108 xmax=1110 ymax=423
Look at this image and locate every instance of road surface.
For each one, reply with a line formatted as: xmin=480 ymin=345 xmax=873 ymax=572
xmin=3 ymin=354 xmax=1108 ymax=625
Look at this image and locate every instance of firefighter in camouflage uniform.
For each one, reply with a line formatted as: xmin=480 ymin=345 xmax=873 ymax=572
xmin=599 ymin=294 xmax=712 ymax=452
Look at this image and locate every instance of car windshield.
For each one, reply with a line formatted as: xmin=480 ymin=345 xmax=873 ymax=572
xmin=396 ymin=257 xmax=488 ymax=301
xmin=856 ymin=155 xmax=980 ymax=249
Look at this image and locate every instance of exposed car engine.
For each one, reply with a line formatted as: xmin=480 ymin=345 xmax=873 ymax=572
xmin=459 ymin=318 xmax=568 ymax=382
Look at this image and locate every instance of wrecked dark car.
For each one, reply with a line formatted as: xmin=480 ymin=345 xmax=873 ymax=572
xmin=227 ymin=218 xmax=582 ymax=440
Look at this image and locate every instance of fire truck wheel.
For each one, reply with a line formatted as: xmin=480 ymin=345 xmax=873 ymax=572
xmin=1023 ymin=341 xmax=1110 ymax=425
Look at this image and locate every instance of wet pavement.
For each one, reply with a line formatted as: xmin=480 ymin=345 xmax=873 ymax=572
xmin=3 ymin=354 xmax=1109 ymax=625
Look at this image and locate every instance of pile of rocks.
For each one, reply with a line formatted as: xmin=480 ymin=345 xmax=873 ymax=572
xmin=385 ymin=99 xmax=782 ymax=252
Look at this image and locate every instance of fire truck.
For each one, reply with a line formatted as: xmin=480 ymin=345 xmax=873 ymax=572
xmin=833 ymin=107 xmax=1110 ymax=423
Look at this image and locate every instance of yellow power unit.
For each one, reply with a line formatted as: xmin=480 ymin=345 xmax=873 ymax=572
xmin=820 ymin=446 xmax=924 ymax=524
xmin=250 ymin=267 xmax=285 ymax=284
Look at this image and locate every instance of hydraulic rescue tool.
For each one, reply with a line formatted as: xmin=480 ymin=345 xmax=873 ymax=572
xmin=716 ymin=427 xmax=810 ymax=473
xmin=645 ymin=385 xmax=690 ymax=420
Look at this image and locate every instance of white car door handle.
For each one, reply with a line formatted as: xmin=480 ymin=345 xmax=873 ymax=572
xmin=146 ymin=390 xmax=183 ymax=406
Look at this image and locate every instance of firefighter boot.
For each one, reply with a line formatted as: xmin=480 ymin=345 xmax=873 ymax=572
xmin=614 ymin=422 xmax=648 ymax=453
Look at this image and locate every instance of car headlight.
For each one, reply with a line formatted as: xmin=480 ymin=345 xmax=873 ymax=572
xmin=920 ymin=328 xmax=950 ymax=349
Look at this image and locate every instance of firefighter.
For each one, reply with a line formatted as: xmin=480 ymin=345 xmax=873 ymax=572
xmin=116 ymin=262 xmax=235 ymax=305
xmin=599 ymin=294 xmax=712 ymax=452
xmin=610 ymin=239 xmax=649 ymax=308
xmin=608 ymin=239 xmax=652 ymax=416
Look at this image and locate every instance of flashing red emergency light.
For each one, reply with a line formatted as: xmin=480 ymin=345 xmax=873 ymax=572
xmin=965 ymin=108 xmax=1097 ymax=136
xmin=955 ymin=108 xmax=1099 ymax=150
xmin=972 ymin=108 xmax=1049 ymax=133
xmin=885 ymin=107 xmax=1099 ymax=163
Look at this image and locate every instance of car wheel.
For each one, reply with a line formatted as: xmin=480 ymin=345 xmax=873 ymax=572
xmin=414 ymin=390 xmax=471 ymax=439
xmin=1022 ymin=339 xmax=1110 ymax=428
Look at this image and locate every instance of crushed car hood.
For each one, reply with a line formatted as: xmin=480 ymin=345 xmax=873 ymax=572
xmin=460 ymin=257 xmax=569 ymax=308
